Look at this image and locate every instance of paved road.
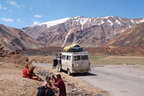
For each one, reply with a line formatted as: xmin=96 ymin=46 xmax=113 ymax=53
xmin=33 ymin=63 xmax=144 ymax=96
xmin=80 ymin=65 xmax=144 ymax=96
xmin=33 ymin=63 xmax=52 ymax=67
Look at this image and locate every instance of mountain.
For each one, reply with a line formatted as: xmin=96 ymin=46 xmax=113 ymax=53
xmin=102 ymin=22 xmax=144 ymax=47
xmin=93 ymin=22 xmax=144 ymax=55
xmin=0 ymin=24 xmax=44 ymax=50
xmin=22 ymin=16 xmax=144 ymax=47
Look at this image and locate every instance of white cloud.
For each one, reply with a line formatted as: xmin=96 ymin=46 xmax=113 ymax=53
xmin=17 ymin=18 xmax=22 ymax=23
xmin=6 ymin=0 xmax=9 ymax=3
xmin=0 ymin=4 xmax=2 ymax=9
xmin=9 ymin=9 xmax=13 ymax=12
xmin=34 ymin=14 xmax=42 ymax=18
xmin=0 ymin=4 xmax=7 ymax=10
xmin=22 ymin=4 xmax=26 ymax=8
xmin=33 ymin=21 xmax=40 ymax=25
xmin=30 ymin=7 xmax=33 ymax=10
xmin=0 ymin=17 xmax=14 ymax=23
xmin=3 ymin=7 xmax=7 ymax=10
xmin=7 ymin=1 xmax=20 ymax=8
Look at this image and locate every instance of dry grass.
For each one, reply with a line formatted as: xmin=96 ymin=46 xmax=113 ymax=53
xmin=28 ymin=56 xmax=52 ymax=63
xmin=28 ymin=54 xmax=144 ymax=65
xmin=90 ymin=54 xmax=144 ymax=65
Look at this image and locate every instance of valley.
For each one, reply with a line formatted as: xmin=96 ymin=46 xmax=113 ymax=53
xmin=0 ymin=16 xmax=144 ymax=96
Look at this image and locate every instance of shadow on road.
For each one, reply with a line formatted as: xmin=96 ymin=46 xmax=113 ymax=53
xmin=72 ymin=72 xmax=97 ymax=77
xmin=61 ymin=70 xmax=97 ymax=77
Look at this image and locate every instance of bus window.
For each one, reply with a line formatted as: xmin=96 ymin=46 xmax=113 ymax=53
xmin=74 ymin=56 xmax=77 ymax=61
xmin=74 ymin=55 xmax=81 ymax=61
xmin=82 ymin=55 xmax=88 ymax=60
xmin=67 ymin=56 xmax=71 ymax=60
xmin=77 ymin=55 xmax=81 ymax=60
xmin=61 ymin=55 xmax=66 ymax=60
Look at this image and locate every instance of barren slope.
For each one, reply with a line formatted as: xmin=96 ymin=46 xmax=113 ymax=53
xmin=95 ymin=23 xmax=144 ymax=55
xmin=104 ymin=22 xmax=144 ymax=47
xmin=0 ymin=24 xmax=44 ymax=50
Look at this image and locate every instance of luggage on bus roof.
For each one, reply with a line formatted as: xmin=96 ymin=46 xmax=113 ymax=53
xmin=63 ymin=44 xmax=83 ymax=52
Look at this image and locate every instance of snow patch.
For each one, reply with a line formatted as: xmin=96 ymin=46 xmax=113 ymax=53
xmin=118 ymin=17 xmax=122 ymax=20
xmin=74 ymin=16 xmax=83 ymax=19
xmin=39 ymin=17 xmax=71 ymax=28
xmin=115 ymin=19 xmax=121 ymax=25
xmin=80 ymin=18 xmax=89 ymax=30
xmin=107 ymin=19 xmax=113 ymax=25
xmin=136 ymin=19 xmax=144 ymax=23
xmin=73 ymin=16 xmax=89 ymax=30
xmin=98 ymin=20 xmax=104 ymax=25
xmin=131 ymin=19 xmax=134 ymax=23
xmin=62 ymin=29 xmax=73 ymax=47
xmin=104 ymin=16 xmax=114 ymax=19
xmin=94 ymin=19 xmax=97 ymax=22
xmin=128 ymin=25 xmax=132 ymax=28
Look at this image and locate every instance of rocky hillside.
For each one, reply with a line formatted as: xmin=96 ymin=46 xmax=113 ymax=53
xmin=91 ymin=22 xmax=144 ymax=55
xmin=0 ymin=24 xmax=44 ymax=50
xmin=103 ymin=22 xmax=144 ymax=47
xmin=23 ymin=16 xmax=144 ymax=47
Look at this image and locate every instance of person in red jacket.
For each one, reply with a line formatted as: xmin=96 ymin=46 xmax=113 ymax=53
xmin=23 ymin=65 xmax=29 ymax=78
xmin=52 ymin=74 xmax=66 ymax=96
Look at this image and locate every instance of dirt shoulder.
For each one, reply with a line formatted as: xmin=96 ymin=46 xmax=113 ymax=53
xmin=0 ymin=61 xmax=109 ymax=96
xmin=0 ymin=62 xmax=42 ymax=96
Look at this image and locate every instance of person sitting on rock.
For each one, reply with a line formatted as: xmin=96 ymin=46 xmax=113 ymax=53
xmin=43 ymin=76 xmax=60 ymax=96
xmin=23 ymin=65 xmax=29 ymax=78
xmin=52 ymin=74 xmax=66 ymax=96
xmin=42 ymin=76 xmax=52 ymax=86
xmin=28 ymin=66 xmax=42 ymax=81
xmin=37 ymin=76 xmax=56 ymax=96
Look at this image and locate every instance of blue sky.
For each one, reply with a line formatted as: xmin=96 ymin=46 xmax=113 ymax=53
xmin=0 ymin=0 xmax=144 ymax=28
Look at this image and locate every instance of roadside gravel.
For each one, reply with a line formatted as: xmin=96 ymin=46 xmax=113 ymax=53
xmin=0 ymin=62 xmax=41 ymax=96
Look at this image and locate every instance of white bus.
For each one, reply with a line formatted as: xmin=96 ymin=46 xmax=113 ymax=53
xmin=58 ymin=51 xmax=90 ymax=75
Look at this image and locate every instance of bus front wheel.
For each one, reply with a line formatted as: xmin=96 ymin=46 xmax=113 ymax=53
xmin=67 ymin=69 xmax=71 ymax=75
xmin=57 ymin=64 xmax=62 ymax=72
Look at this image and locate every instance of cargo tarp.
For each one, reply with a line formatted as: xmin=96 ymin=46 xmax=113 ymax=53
xmin=63 ymin=44 xmax=83 ymax=52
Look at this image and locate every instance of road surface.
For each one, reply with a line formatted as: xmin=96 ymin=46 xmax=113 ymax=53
xmin=33 ymin=63 xmax=144 ymax=96
xmin=80 ymin=65 xmax=144 ymax=96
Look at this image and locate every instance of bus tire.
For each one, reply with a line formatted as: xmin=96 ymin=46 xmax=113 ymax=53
xmin=57 ymin=64 xmax=62 ymax=72
xmin=67 ymin=69 xmax=71 ymax=75
xmin=84 ymin=72 xmax=88 ymax=75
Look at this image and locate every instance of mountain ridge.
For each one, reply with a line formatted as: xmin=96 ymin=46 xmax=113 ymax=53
xmin=22 ymin=16 xmax=144 ymax=47
xmin=32 ymin=16 xmax=144 ymax=28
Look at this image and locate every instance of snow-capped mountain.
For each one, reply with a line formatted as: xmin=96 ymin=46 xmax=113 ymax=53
xmin=22 ymin=16 xmax=144 ymax=47
xmin=38 ymin=17 xmax=71 ymax=28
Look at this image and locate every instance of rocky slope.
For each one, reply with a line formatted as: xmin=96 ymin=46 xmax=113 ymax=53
xmin=23 ymin=16 xmax=144 ymax=47
xmin=0 ymin=24 xmax=44 ymax=50
xmin=89 ymin=22 xmax=144 ymax=55
xmin=103 ymin=22 xmax=144 ymax=47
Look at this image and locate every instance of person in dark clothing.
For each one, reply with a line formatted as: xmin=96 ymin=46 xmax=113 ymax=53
xmin=37 ymin=86 xmax=55 ymax=96
xmin=37 ymin=76 xmax=55 ymax=96
xmin=59 ymin=53 xmax=62 ymax=65
xmin=52 ymin=74 xmax=66 ymax=96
